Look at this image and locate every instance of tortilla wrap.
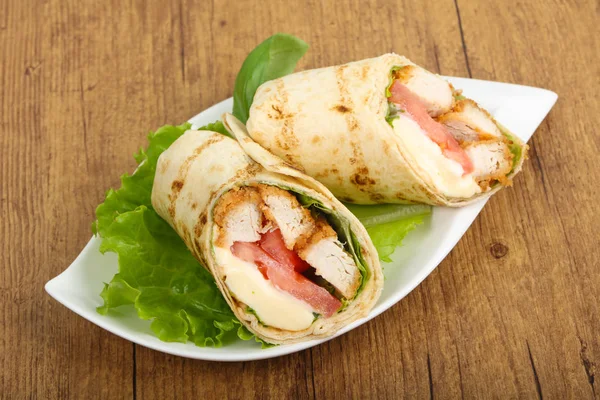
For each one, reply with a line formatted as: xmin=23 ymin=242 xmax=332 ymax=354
xmin=246 ymin=53 xmax=527 ymax=206
xmin=151 ymin=116 xmax=383 ymax=344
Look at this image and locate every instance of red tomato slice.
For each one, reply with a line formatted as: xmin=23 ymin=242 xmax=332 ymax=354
xmin=231 ymin=241 xmax=342 ymax=317
xmin=259 ymin=229 xmax=311 ymax=273
xmin=389 ymin=80 xmax=474 ymax=174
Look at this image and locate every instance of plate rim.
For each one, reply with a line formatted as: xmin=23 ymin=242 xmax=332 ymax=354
xmin=45 ymin=77 xmax=557 ymax=361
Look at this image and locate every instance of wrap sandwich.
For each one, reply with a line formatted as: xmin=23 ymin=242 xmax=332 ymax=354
xmin=246 ymin=54 xmax=527 ymax=206
xmin=151 ymin=114 xmax=383 ymax=344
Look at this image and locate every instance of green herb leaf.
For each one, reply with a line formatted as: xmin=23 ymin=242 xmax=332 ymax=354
xmin=385 ymin=66 xmax=405 ymax=97
xmin=453 ymin=91 xmax=466 ymax=101
xmin=385 ymin=103 xmax=404 ymax=127
xmin=232 ymin=33 xmax=309 ymax=123
xmin=498 ymin=124 xmax=524 ymax=171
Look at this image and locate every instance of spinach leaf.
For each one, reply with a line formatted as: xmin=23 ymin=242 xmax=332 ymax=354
xmin=232 ymin=33 xmax=308 ymax=123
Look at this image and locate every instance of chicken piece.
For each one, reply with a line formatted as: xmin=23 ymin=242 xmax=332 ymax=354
xmin=256 ymin=185 xmax=315 ymax=250
xmin=395 ymin=65 xmax=454 ymax=117
xmin=216 ymin=184 xmax=362 ymax=301
xmin=464 ymin=141 xmax=513 ymax=185
xmin=437 ymin=99 xmax=503 ymax=143
xmin=298 ymin=219 xmax=361 ymax=299
xmin=213 ymin=187 xmax=265 ymax=247
xmin=389 ymin=81 xmax=473 ymax=174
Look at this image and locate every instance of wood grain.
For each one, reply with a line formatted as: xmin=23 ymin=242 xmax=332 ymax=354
xmin=1 ymin=0 xmax=598 ymax=398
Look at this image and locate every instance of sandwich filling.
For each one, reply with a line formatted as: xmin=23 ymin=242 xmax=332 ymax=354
xmin=212 ymin=185 xmax=364 ymax=331
xmin=386 ymin=65 xmax=515 ymax=197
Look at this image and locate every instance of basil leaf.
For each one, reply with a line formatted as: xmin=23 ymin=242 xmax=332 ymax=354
xmin=232 ymin=33 xmax=308 ymax=123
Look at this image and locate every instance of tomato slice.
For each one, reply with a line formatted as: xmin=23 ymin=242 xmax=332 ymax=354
xmin=389 ymin=80 xmax=474 ymax=174
xmin=231 ymin=241 xmax=342 ymax=317
xmin=259 ymin=229 xmax=311 ymax=273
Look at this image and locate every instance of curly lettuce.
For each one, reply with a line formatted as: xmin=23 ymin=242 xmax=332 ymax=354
xmin=345 ymin=204 xmax=431 ymax=262
xmin=94 ymin=124 xmax=257 ymax=347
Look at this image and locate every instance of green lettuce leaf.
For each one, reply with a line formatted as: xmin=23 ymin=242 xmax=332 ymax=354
xmin=93 ymin=123 xmax=192 ymax=236
xmin=232 ymin=33 xmax=308 ymax=123
xmin=498 ymin=125 xmax=524 ymax=171
xmin=198 ymin=120 xmax=231 ymax=138
xmin=94 ymin=123 xmax=258 ymax=347
xmin=363 ymin=214 xmax=427 ymax=262
xmin=345 ymin=203 xmax=431 ymax=262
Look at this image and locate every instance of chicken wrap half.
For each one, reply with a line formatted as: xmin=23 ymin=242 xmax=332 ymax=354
xmin=151 ymin=115 xmax=383 ymax=344
xmin=246 ymin=54 xmax=527 ymax=205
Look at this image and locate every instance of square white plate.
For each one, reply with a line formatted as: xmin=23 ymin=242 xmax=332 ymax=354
xmin=45 ymin=77 xmax=557 ymax=361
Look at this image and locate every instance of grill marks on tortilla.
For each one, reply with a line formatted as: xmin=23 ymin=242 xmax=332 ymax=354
xmin=269 ymin=104 xmax=293 ymax=120
xmin=361 ymin=65 xmax=370 ymax=80
xmin=395 ymin=192 xmax=407 ymax=201
xmin=194 ymin=209 xmax=209 ymax=239
xmin=348 ymin=139 xmax=375 ymax=190
xmin=232 ymin=161 xmax=261 ymax=182
xmin=351 ymin=166 xmax=376 ymax=187
xmin=370 ymin=193 xmax=385 ymax=202
xmin=335 ymin=66 xmax=355 ymax=128
xmin=167 ymin=135 xmax=225 ymax=218
xmin=333 ymin=104 xmax=352 ymax=113
xmin=181 ymin=224 xmax=191 ymax=246
xmin=335 ymin=65 xmax=375 ymax=191
xmin=269 ymin=79 xmax=299 ymax=152
xmin=159 ymin=158 xmax=171 ymax=174
xmin=283 ymin=153 xmax=306 ymax=172
xmin=171 ymin=180 xmax=184 ymax=193
xmin=315 ymin=167 xmax=341 ymax=180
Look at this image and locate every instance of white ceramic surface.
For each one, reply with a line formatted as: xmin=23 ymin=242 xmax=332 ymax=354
xmin=45 ymin=77 xmax=557 ymax=361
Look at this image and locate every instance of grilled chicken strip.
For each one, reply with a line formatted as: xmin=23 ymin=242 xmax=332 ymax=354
xmin=391 ymin=72 xmax=514 ymax=189
xmin=213 ymin=184 xmax=362 ymax=305
xmin=297 ymin=219 xmax=361 ymax=299
xmin=213 ymin=187 xmax=266 ymax=247
xmin=438 ymin=99 xmax=513 ymax=184
xmin=256 ymin=185 xmax=315 ymax=250
xmin=438 ymin=99 xmax=503 ymax=142
xmin=464 ymin=142 xmax=513 ymax=184
xmin=395 ymin=65 xmax=454 ymax=117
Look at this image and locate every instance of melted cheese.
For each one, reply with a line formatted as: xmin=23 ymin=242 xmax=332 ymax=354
xmin=213 ymin=247 xmax=315 ymax=331
xmin=393 ymin=115 xmax=482 ymax=198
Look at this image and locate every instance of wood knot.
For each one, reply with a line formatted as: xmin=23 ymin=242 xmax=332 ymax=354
xmin=490 ymin=242 xmax=508 ymax=259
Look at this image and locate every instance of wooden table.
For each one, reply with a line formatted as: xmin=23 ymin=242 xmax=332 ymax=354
xmin=2 ymin=0 xmax=598 ymax=398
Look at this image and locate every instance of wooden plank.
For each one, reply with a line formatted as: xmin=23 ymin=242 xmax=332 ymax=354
xmin=442 ymin=0 xmax=600 ymax=397
xmin=0 ymin=0 xmax=141 ymax=397
xmin=1 ymin=0 xmax=598 ymax=398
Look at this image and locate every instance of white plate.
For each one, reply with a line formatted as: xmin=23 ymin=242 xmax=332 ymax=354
xmin=45 ymin=77 xmax=557 ymax=361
